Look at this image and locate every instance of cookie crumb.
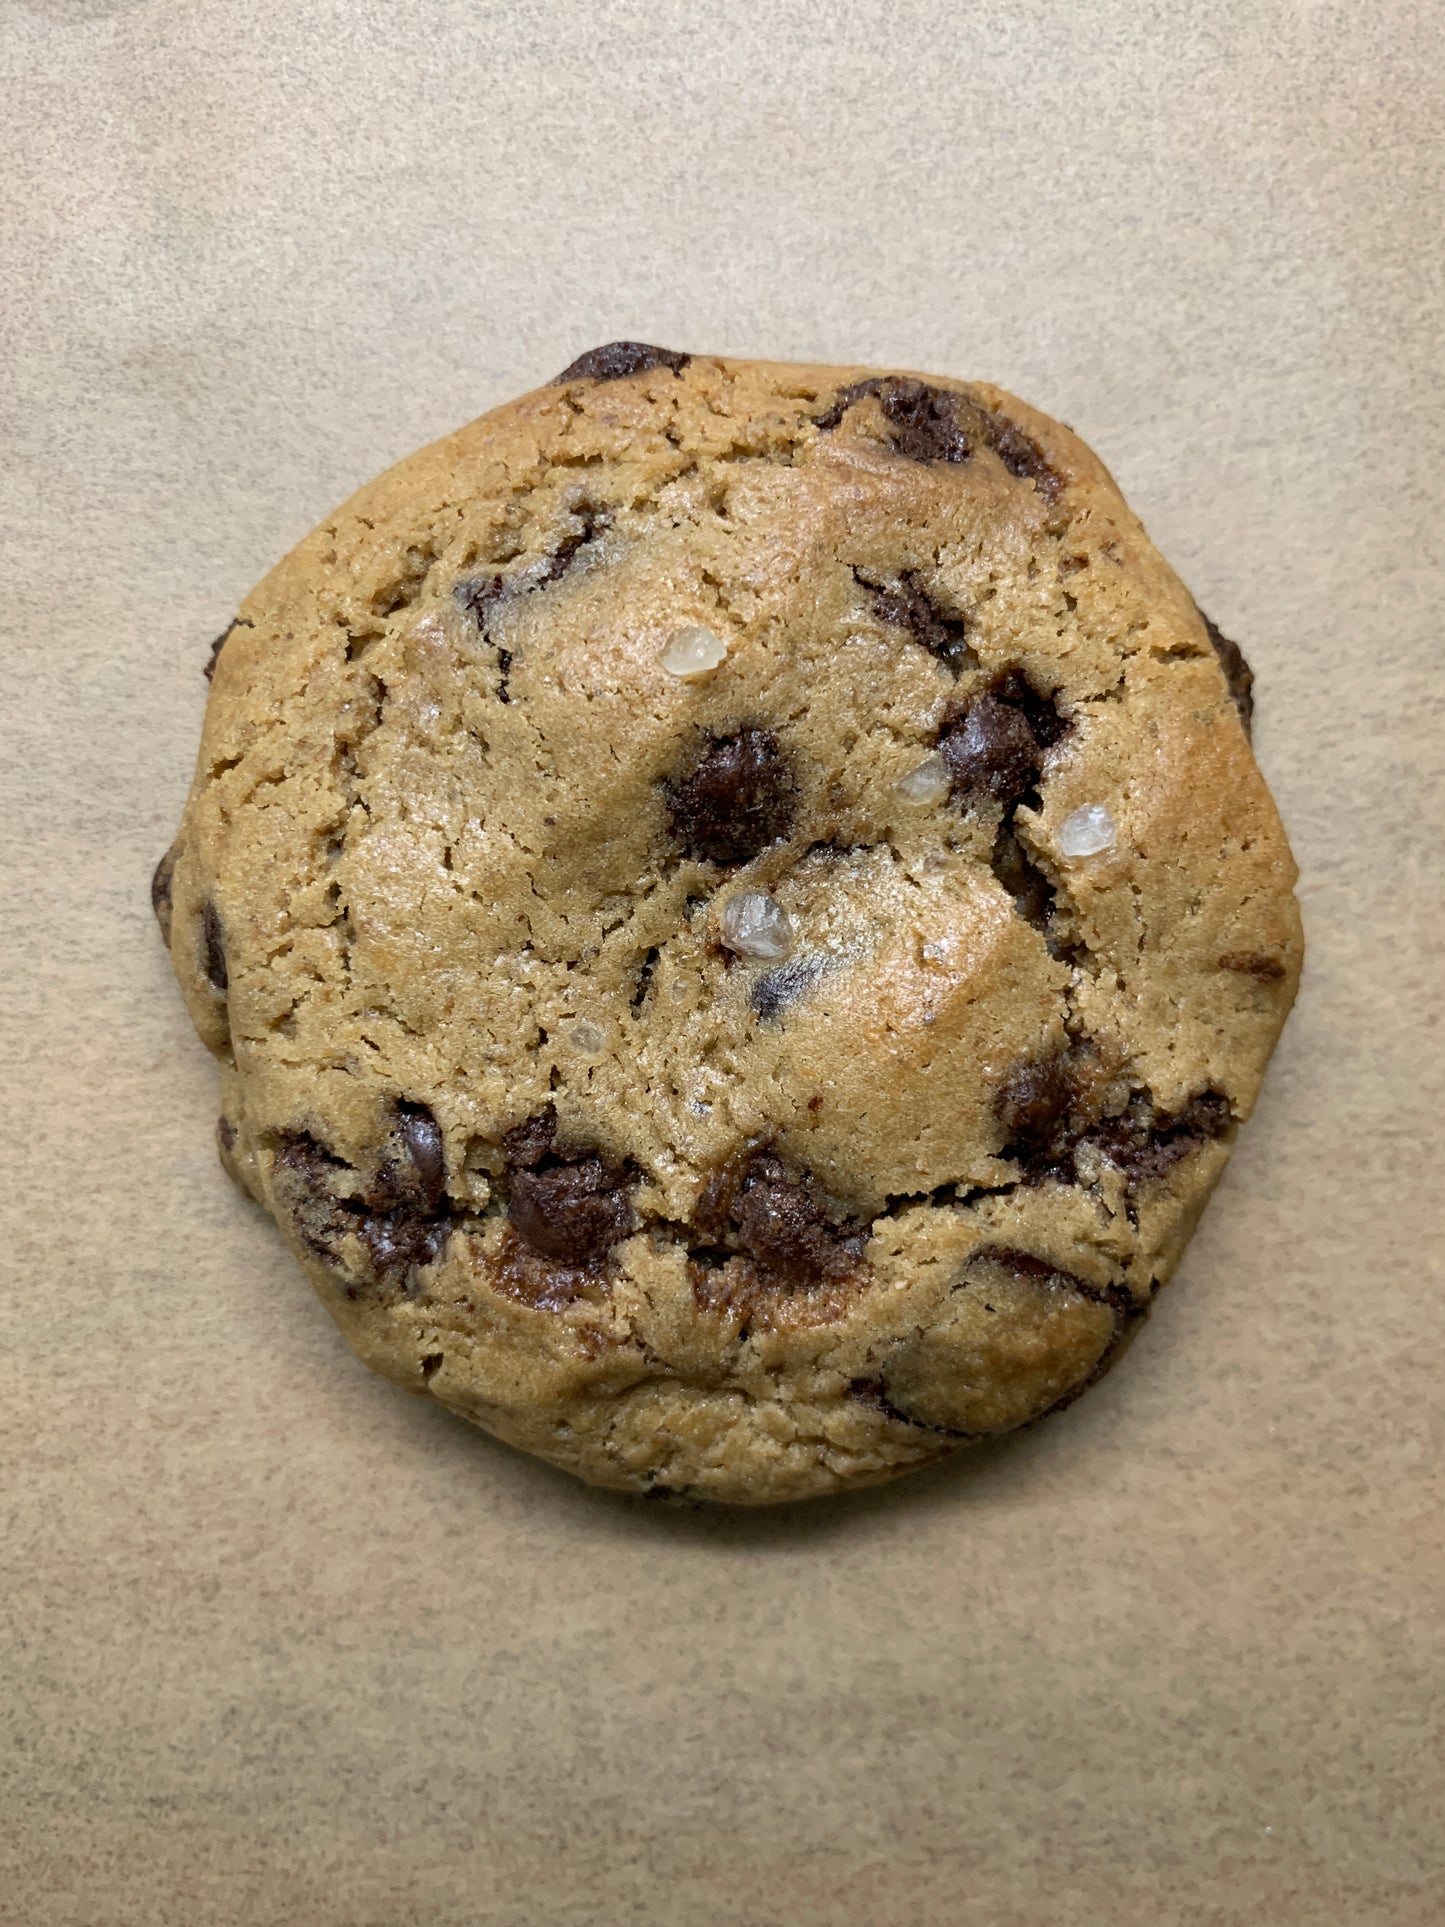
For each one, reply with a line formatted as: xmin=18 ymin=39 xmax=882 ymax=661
xmin=1058 ymin=803 xmax=1117 ymax=858
xmin=660 ymin=625 xmax=729 ymax=680
xmin=719 ymin=892 xmax=794 ymax=960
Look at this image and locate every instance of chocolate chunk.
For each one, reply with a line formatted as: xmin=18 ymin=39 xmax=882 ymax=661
xmin=201 ymin=901 xmax=228 ymax=991
xmin=359 ymin=1210 xmax=450 ymax=1279
xmin=995 ymin=1058 xmax=1074 ymax=1160
xmin=940 ymin=694 xmax=1041 ymax=803
xmin=1218 ymin=951 xmax=1286 ymax=983
xmin=734 ymin=1167 xmax=842 ymax=1280
xmin=272 ymin=1130 xmax=453 ymax=1293
xmin=938 ymin=670 xmax=1066 ymax=806
xmin=860 ymin=569 xmax=976 ymax=670
xmin=204 ymin=617 xmax=253 ymax=683
xmin=1092 ymin=1089 xmax=1233 ymax=1183
xmin=508 ymin=1161 xmax=633 ymax=1266
xmin=695 ymin=1150 xmax=862 ymax=1285
xmin=397 ymin=1101 xmax=447 ymax=1210
xmin=503 ymin=1107 xmax=634 ymax=1267
xmin=271 ymin=1134 xmax=354 ymax=1262
xmin=1197 ymin=608 xmax=1255 ymax=734
xmin=493 ymin=1231 xmax=605 ymax=1311
xmin=151 ymin=847 xmax=177 ymax=946
xmin=987 ymin=668 xmax=1068 ymax=748
xmin=978 ymin=410 xmax=1064 ymax=503
xmin=665 ymin=728 xmax=795 ymax=866
xmin=816 ymin=376 xmax=970 ymax=464
xmin=502 ymin=1108 xmax=560 ymax=1170
xmin=551 ymin=341 xmax=691 ymax=384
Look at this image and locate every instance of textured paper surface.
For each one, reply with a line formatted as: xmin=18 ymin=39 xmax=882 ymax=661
xmin=3 ymin=3 xmax=1442 ymax=1922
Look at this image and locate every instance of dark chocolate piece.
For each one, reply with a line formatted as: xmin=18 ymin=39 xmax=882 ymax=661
xmin=664 ymin=728 xmax=795 ymax=866
xmin=551 ymin=341 xmax=691 ymax=384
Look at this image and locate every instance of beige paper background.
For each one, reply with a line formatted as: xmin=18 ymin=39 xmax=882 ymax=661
xmin=3 ymin=3 xmax=1442 ymax=1922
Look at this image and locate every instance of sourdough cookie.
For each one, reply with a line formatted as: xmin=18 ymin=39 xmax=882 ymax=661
xmin=155 ymin=349 xmax=1301 ymax=1503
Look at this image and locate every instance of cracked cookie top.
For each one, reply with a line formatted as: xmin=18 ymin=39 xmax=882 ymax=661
xmin=156 ymin=347 xmax=1301 ymax=1504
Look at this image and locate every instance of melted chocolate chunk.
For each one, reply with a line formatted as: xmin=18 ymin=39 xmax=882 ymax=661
xmin=204 ymin=617 xmax=253 ymax=683
xmin=271 ymin=1135 xmax=355 ymax=1262
xmin=994 ymin=1042 xmax=1119 ymax=1182
xmin=359 ymin=1210 xmax=450 ymax=1279
xmin=734 ymin=1167 xmax=843 ymax=1280
xmin=1197 ymin=608 xmax=1255 ymax=734
xmin=493 ymin=1232 xmax=605 ymax=1311
xmin=217 ymin=1116 xmax=237 ymax=1153
xmin=452 ymin=505 xmax=610 ymax=705
xmin=201 ymin=902 xmax=228 ymax=991
xmin=664 ymin=728 xmax=795 ymax=866
xmin=502 ymin=1108 xmax=560 ymax=1170
xmin=750 ymin=954 xmax=828 ymax=1021
xmin=695 ymin=1150 xmax=862 ymax=1285
xmin=503 ymin=1107 xmax=634 ymax=1267
xmin=397 ymin=1101 xmax=447 ymax=1210
xmin=978 ymin=410 xmax=1064 ymax=503
xmin=454 ymin=573 xmax=504 ymax=630
xmin=816 ymin=376 xmax=971 ymax=463
xmin=995 ymin=1058 xmax=1075 ymax=1160
xmin=1218 ymin=951 xmax=1286 ymax=983
xmin=967 ymin=1248 xmax=1140 ymax=1341
xmin=271 ymin=1130 xmax=453 ymax=1294
xmin=971 ymin=1245 xmax=1081 ymax=1288
xmin=938 ymin=670 xmax=1066 ymax=807
xmin=537 ymin=500 xmax=611 ymax=583
xmin=847 ymin=1376 xmax=954 ymax=1432
xmin=1091 ymin=1089 xmax=1233 ymax=1183
xmin=151 ymin=847 xmax=177 ymax=946
xmin=551 ymin=341 xmax=691 ymax=384
xmin=860 ymin=569 xmax=976 ymax=670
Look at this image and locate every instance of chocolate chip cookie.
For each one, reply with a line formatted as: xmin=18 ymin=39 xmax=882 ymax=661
xmin=154 ymin=347 xmax=1301 ymax=1503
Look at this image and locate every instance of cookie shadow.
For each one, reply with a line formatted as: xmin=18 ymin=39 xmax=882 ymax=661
xmin=405 ymin=1384 xmax=1109 ymax=1547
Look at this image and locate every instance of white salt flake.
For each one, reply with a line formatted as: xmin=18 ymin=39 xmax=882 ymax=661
xmin=659 ymin=624 xmax=729 ymax=680
xmin=718 ymin=892 xmax=794 ymax=960
xmin=569 ymin=1020 xmax=606 ymax=1055
xmin=894 ymin=754 xmax=951 ymax=807
xmin=1058 ymin=803 xmax=1118 ymax=858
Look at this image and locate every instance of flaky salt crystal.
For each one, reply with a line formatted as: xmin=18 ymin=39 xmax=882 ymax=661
xmin=718 ymin=892 xmax=794 ymax=960
xmin=894 ymin=754 xmax=951 ymax=806
xmin=1058 ymin=803 xmax=1117 ymax=858
xmin=659 ymin=624 xmax=729 ymax=680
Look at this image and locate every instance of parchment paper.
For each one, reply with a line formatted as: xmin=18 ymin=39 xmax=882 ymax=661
xmin=3 ymin=3 xmax=1442 ymax=1921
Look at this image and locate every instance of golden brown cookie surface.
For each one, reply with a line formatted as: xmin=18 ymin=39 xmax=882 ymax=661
xmin=156 ymin=347 xmax=1301 ymax=1503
